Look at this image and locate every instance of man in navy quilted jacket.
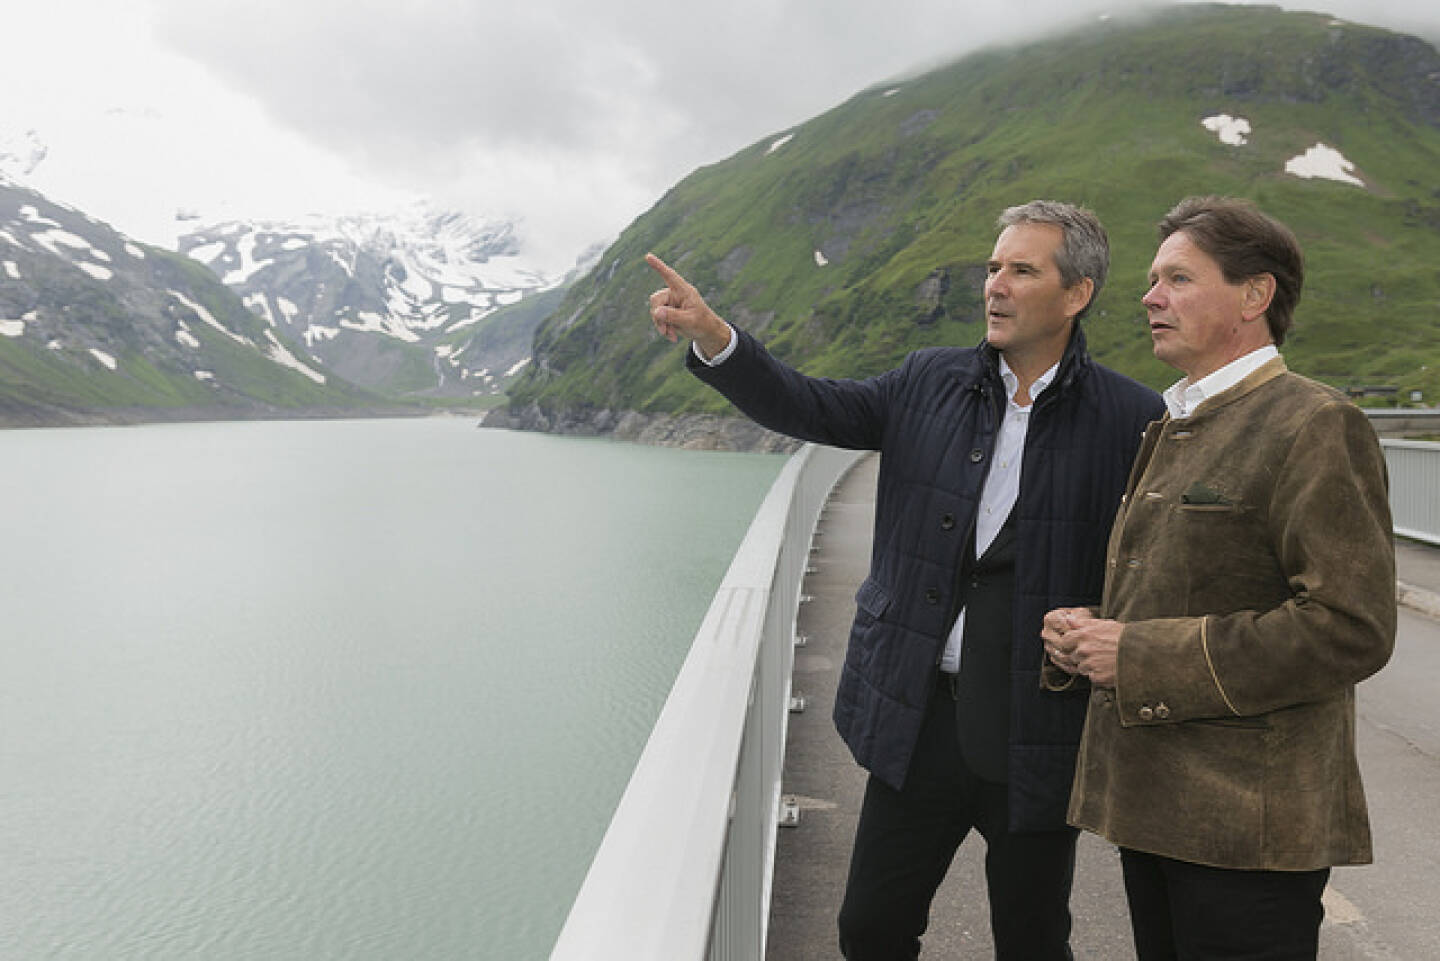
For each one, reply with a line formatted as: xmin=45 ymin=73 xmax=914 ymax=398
xmin=647 ymin=200 xmax=1163 ymax=960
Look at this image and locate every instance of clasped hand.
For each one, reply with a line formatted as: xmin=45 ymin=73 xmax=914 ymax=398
xmin=1040 ymin=607 xmax=1122 ymax=688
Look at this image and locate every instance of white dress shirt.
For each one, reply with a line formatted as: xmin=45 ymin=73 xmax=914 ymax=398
xmin=1162 ymin=345 xmax=1278 ymax=419
xmin=939 ymin=357 xmax=1058 ymax=673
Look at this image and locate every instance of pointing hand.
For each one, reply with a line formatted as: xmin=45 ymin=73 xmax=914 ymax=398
xmin=645 ymin=254 xmax=733 ymax=359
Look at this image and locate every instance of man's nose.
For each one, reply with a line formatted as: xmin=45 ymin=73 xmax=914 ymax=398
xmin=1142 ymin=283 xmax=1163 ymax=308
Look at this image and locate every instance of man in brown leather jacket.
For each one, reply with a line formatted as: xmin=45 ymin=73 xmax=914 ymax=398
xmin=1042 ymin=196 xmax=1395 ymax=961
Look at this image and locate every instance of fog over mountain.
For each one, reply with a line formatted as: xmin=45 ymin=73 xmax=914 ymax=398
xmin=4 ymin=2 xmax=1438 ymax=275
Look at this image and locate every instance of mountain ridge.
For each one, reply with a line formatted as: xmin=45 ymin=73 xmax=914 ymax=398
xmin=0 ymin=150 xmax=598 ymax=425
xmin=490 ymin=4 xmax=1440 ymax=448
xmin=0 ymin=176 xmax=419 ymax=427
xmin=177 ymin=207 xmax=596 ymax=401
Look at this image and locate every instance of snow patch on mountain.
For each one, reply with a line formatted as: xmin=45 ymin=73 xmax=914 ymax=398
xmin=263 ymin=329 xmax=326 ymax=383
xmin=170 ymin=290 xmax=246 ymax=345
xmin=75 ymin=262 xmax=113 ymax=281
xmin=1202 ymin=114 xmax=1251 ymax=145
xmin=188 ymin=241 xmax=226 ymax=263
xmin=1201 ymin=114 xmax=1366 ymax=189
xmin=767 ymin=133 xmax=796 ymax=155
xmin=1285 ymin=143 xmax=1365 ymax=186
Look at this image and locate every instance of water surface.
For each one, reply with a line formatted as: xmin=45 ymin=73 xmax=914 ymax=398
xmin=0 ymin=418 xmax=784 ymax=959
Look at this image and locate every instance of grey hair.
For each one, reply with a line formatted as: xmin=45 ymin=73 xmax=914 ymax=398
xmin=996 ymin=200 xmax=1109 ymax=319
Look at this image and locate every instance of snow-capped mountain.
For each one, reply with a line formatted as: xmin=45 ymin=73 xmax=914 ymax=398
xmin=0 ymin=176 xmax=392 ymax=427
xmin=3 ymin=122 xmax=597 ymax=402
xmin=178 ymin=207 xmax=592 ymax=398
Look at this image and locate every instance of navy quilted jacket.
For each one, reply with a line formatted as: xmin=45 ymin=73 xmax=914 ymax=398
xmin=690 ymin=324 xmax=1163 ymax=830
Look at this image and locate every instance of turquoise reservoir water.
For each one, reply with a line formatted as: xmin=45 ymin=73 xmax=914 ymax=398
xmin=0 ymin=418 xmax=785 ymax=960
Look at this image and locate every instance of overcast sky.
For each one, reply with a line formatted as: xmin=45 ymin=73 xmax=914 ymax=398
xmin=3 ymin=0 xmax=1437 ymax=273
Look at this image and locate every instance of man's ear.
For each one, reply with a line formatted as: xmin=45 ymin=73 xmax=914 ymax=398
xmin=1242 ymin=274 xmax=1276 ymax=322
xmin=1064 ymin=277 xmax=1095 ymax=320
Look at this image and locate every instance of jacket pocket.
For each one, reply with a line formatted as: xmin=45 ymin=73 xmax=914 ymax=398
xmin=1177 ymin=504 xmax=1242 ymax=514
xmin=854 ymin=577 xmax=892 ymax=623
xmin=847 ymin=577 xmax=892 ymax=673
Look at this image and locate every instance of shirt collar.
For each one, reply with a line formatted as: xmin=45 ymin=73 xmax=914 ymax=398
xmin=998 ymin=355 xmax=1059 ymax=410
xmin=1163 ymin=344 xmax=1279 ymax=419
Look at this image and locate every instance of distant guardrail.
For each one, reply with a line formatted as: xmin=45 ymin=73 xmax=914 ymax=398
xmin=1366 ymin=408 xmax=1440 ymax=437
xmin=1381 ymin=439 xmax=1440 ymax=547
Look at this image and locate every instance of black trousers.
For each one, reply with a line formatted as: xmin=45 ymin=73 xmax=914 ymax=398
xmin=1120 ymin=848 xmax=1331 ymax=961
xmin=837 ymin=674 xmax=1077 ymax=960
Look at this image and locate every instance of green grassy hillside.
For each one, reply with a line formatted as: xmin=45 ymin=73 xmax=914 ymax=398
xmin=503 ymin=4 xmax=1440 ymax=424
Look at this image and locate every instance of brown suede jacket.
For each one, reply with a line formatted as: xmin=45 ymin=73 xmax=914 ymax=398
xmin=1053 ymin=357 xmax=1396 ymax=870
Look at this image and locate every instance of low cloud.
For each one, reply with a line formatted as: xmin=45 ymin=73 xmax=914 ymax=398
xmin=8 ymin=0 xmax=1439 ymax=270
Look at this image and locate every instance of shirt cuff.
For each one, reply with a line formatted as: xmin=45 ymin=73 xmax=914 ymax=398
xmin=691 ymin=324 xmax=738 ymax=366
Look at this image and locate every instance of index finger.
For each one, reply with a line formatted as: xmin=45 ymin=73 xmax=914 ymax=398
xmin=645 ymin=252 xmax=688 ymax=292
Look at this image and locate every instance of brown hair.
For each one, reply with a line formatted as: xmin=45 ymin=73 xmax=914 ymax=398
xmin=1158 ymin=196 xmax=1304 ymax=345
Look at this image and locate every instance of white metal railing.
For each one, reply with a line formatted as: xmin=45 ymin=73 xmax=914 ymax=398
xmin=1382 ymin=439 xmax=1440 ymax=546
xmin=548 ymin=444 xmax=866 ymax=961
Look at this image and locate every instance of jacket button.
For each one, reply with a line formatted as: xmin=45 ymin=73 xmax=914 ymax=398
xmin=969 ymin=448 xmax=984 ymax=463
xmin=1155 ymin=703 xmax=1171 ymax=720
xmin=1138 ymin=705 xmax=1155 ymax=722
xmin=925 ymin=588 xmax=941 ymax=605
xmin=940 ymin=513 xmax=956 ymax=531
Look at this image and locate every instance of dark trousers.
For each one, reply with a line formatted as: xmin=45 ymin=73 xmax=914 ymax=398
xmin=1120 ymin=848 xmax=1330 ymax=961
xmin=837 ymin=675 xmax=1077 ymax=960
